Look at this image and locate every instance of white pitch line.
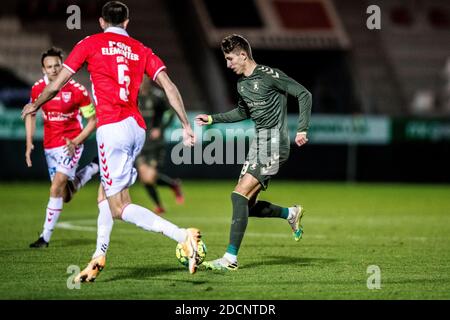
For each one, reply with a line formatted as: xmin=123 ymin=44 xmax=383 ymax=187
xmin=56 ymin=220 xmax=441 ymax=242
xmin=56 ymin=221 xmax=97 ymax=232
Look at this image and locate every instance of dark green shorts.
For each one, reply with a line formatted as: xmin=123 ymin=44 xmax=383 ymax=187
xmin=239 ymin=152 xmax=288 ymax=191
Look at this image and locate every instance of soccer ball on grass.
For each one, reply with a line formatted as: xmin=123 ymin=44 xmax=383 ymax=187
xmin=175 ymin=240 xmax=207 ymax=267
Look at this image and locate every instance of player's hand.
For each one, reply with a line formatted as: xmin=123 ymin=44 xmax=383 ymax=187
xmin=64 ymin=137 xmax=77 ymax=156
xmin=195 ymin=114 xmax=211 ymax=126
xmin=21 ymin=103 xmax=37 ymax=120
xmin=182 ymin=126 xmax=196 ymax=147
xmin=150 ymin=128 xmax=161 ymax=140
xmin=25 ymin=143 xmax=34 ymax=167
xmin=295 ymin=132 xmax=308 ymax=147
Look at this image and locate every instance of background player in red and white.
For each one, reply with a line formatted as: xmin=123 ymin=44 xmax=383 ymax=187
xmin=25 ymin=47 xmax=99 ymax=248
xmin=22 ymin=1 xmax=204 ymax=278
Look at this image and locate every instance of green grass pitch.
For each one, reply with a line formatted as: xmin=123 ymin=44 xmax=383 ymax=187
xmin=0 ymin=180 xmax=449 ymax=299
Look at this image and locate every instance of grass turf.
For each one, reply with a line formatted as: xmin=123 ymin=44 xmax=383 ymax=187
xmin=0 ymin=180 xmax=449 ymax=299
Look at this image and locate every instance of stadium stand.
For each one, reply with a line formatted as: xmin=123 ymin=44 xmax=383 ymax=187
xmin=179 ymin=0 xmax=358 ymax=114
xmin=0 ymin=16 xmax=51 ymax=84
xmin=331 ymin=0 xmax=450 ymax=115
xmin=5 ymin=0 xmax=204 ymax=110
xmin=377 ymin=0 xmax=450 ymax=115
xmin=0 ymin=0 xmax=448 ymax=116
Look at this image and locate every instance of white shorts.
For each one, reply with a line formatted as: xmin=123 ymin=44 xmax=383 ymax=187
xmin=96 ymin=116 xmax=145 ymax=197
xmin=44 ymin=144 xmax=84 ymax=181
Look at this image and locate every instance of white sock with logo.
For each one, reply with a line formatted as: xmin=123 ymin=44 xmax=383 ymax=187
xmin=121 ymin=204 xmax=187 ymax=243
xmin=41 ymin=197 xmax=63 ymax=242
xmin=93 ymin=200 xmax=114 ymax=258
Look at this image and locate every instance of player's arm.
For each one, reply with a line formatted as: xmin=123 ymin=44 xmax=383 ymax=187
xmin=21 ymin=68 xmax=73 ymax=119
xmin=271 ymin=70 xmax=312 ymax=147
xmin=65 ymin=104 xmax=97 ymax=155
xmin=195 ymin=97 xmax=250 ymax=126
xmin=154 ymin=70 xmax=195 ymax=146
xmin=24 ymin=113 xmax=36 ymax=167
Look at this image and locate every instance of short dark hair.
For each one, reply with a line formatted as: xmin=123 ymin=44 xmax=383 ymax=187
xmin=221 ymin=34 xmax=253 ymax=60
xmin=41 ymin=47 xmax=63 ymax=67
xmin=102 ymin=1 xmax=129 ymax=26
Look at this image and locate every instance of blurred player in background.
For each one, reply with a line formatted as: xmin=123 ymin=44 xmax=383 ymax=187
xmin=196 ymin=34 xmax=312 ymax=271
xmin=25 ymin=47 xmax=99 ymax=248
xmin=136 ymin=78 xmax=184 ymax=215
xmin=22 ymin=1 xmax=204 ymax=278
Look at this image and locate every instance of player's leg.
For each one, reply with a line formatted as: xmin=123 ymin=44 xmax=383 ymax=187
xmin=69 ymin=156 xmax=99 ymax=194
xmin=51 ymin=144 xmax=96 ymax=203
xmin=136 ymin=159 xmax=165 ymax=214
xmin=75 ymin=184 xmax=112 ymax=282
xmin=249 ymin=199 xmax=304 ymax=242
xmin=248 ymin=179 xmax=295 ymax=219
xmin=157 ymin=173 xmax=184 ymax=204
xmin=99 ymin=117 xmax=203 ymax=274
xmin=203 ymin=173 xmax=260 ymax=271
xmin=108 ymin=187 xmax=201 ymax=273
xmin=153 ymin=145 xmax=184 ymax=204
xmin=31 ymin=146 xmax=77 ymax=248
xmin=30 ymin=171 xmax=69 ymax=248
xmin=246 ymin=153 xmax=305 ymax=242
xmin=93 ymin=185 xmax=113 ymax=258
xmin=108 ymin=187 xmax=186 ymax=243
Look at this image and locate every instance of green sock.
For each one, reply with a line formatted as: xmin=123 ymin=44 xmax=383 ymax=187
xmin=227 ymin=192 xmax=249 ymax=256
xmin=249 ymin=201 xmax=289 ymax=219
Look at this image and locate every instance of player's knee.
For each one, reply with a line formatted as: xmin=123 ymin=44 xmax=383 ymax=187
xmin=233 ymin=185 xmax=250 ymax=198
xmin=106 ymin=200 xmax=127 ymax=219
xmin=139 ymin=168 xmax=156 ymax=184
xmin=50 ymin=183 xmax=64 ymax=197
xmin=140 ymin=174 xmax=155 ymax=185
xmin=147 ymin=169 xmax=157 ymax=184
xmin=109 ymin=204 xmax=122 ymax=219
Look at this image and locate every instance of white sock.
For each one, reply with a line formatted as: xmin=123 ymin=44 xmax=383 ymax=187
xmin=41 ymin=197 xmax=63 ymax=242
xmin=287 ymin=207 xmax=296 ymax=220
xmin=224 ymin=252 xmax=238 ymax=264
xmin=121 ymin=204 xmax=187 ymax=243
xmin=74 ymin=162 xmax=99 ymax=190
xmin=92 ymin=200 xmax=114 ymax=259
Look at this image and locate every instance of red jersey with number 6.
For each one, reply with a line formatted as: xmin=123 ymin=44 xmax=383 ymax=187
xmin=63 ymin=28 xmax=166 ymax=129
xmin=30 ymin=77 xmax=91 ymax=149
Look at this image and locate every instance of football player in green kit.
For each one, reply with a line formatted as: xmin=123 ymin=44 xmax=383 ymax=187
xmin=196 ymin=34 xmax=312 ymax=271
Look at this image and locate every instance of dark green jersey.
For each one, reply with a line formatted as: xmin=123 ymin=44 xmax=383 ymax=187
xmin=211 ymin=64 xmax=312 ymax=148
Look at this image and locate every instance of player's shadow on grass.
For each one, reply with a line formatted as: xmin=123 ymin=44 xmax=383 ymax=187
xmin=56 ymin=238 xmax=97 ymax=247
xmin=104 ymin=265 xmax=204 ymax=283
xmin=243 ymin=256 xmax=336 ymax=269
